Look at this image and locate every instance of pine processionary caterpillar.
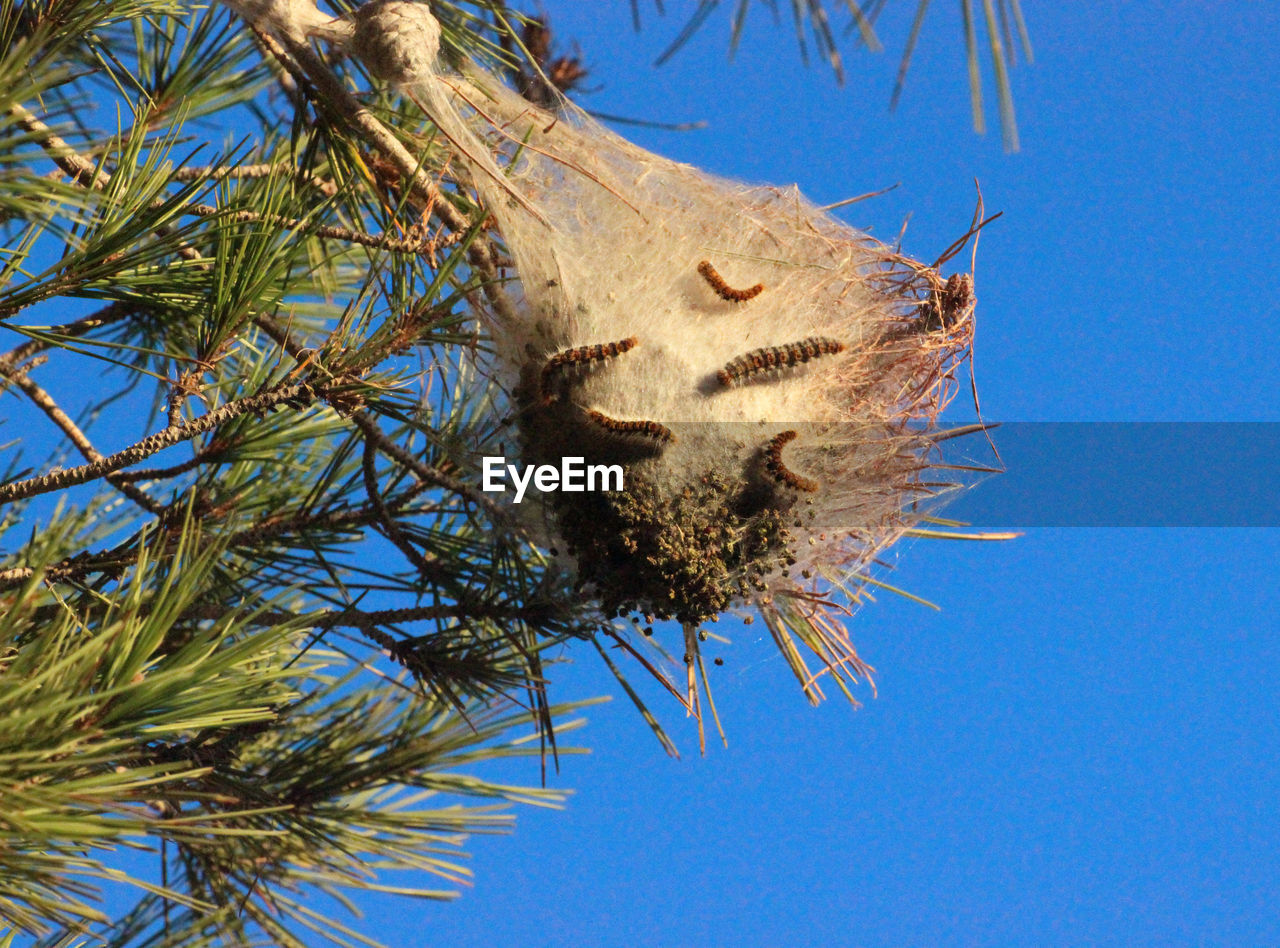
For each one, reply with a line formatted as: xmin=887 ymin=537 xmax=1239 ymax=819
xmin=697 ymin=260 xmax=765 ymax=302
xmin=540 ymin=336 xmax=639 ymax=402
xmin=764 ymin=430 xmax=818 ymax=492
xmin=921 ymin=273 xmax=975 ymax=332
xmin=584 ymin=409 xmax=675 ymax=444
xmin=715 ymin=336 xmax=845 ymax=387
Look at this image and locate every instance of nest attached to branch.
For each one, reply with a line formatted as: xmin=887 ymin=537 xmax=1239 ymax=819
xmin=326 ymin=2 xmax=991 ymax=729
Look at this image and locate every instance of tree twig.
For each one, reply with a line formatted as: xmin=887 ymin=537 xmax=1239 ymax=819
xmin=361 ymin=435 xmax=441 ymax=577
xmin=0 ymin=379 xmax=322 ymax=506
xmin=226 ymin=479 xmax=437 ymax=547
xmin=0 ymin=301 xmax=138 ymax=376
xmin=0 ymin=363 xmax=165 ymax=513
xmin=349 ymin=410 xmax=504 ymax=522
xmin=170 ymin=161 xmax=337 ymax=195
xmin=184 ymin=201 xmax=437 ymax=253
xmin=8 ymin=101 xmax=101 ymax=185
xmin=251 ymin=26 xmax=518 ymax=325
xmin=0 ymin=481 xmax=440 ymax=591
xmin=249 ymin=310 xmax=501 ymax=519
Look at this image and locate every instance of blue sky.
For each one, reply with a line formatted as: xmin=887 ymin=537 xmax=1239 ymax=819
xmin=20 ymin=2 xmax=1279 ymax=945
xmin=365 ymin=3 xmax=1280 ymax=946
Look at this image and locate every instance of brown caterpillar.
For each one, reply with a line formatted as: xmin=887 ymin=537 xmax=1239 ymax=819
xmin=716 ymin=336 xmax=845 ymax=387
xmin=540 ymin=336 xmax=638 ymax=402
xmin=764 ymin=430 xmax=818 ymax=492
xmin=920 ymin=273 xmax=975 ymax=332
xmin=584 ymin=409 xmax=675 ymax=444
xmin=697 ymin=260 xmax=765 ymax=302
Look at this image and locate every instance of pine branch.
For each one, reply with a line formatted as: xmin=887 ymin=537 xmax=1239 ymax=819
xmin=0 ymin=378 xmax=324 ymax=505
xmin=0 ymin=361 xmax=167 ymax=513
xmin=0 ymin=2 xmax=600 ymax=941
xmin=246 ymin=24 xmax=519 ymax=323
xmin=0 ymin=301 xmax=138 ymax=376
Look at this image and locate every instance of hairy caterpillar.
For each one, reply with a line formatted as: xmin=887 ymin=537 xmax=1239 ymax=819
xmin=764 ymin=430 xmax=818 ymax=492
xmin=697 ymin=260 xmax=765 ymax=302
xmin=715 ymin=336 xmax=845 ymax=387
xmin=920 ymin=273 xmax=975 ymax=332
xmin=540 ymin=336 xmax=639 ymax=402
xmin=584 ymin=409 xmax=675 ymax=444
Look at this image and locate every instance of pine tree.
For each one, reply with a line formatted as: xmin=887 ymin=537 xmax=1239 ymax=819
xmin=1 ymin=1 xmax=1026 ymax=943
xmin=2 ymin=1 xmax=602 ymax=941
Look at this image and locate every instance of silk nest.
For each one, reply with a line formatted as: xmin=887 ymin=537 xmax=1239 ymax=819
xmin=320 ymin=1 xmax=987 ymax=706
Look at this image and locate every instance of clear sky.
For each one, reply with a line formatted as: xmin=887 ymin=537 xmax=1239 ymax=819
xmin=56 ymin=2 xmax=1280 ymax=945
xmin=365 ymin=3 xmax=1280 ymax=946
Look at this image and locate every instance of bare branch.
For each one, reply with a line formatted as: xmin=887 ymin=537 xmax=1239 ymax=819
xmin=170 ymin=162 xmax=337 ymax=195
xmin=362 ymin=435 xmax=441 ymax=577
xmin=0 ymin=380 xmax=321 ymax=506
xmin=0 ymin=362 xmax=165 ymax=513
xmin=7 ymin=101 xmax=102 ymax=186
xmin=184 ymin=201 xmax=437 ymax=253
xmin=0 ymin=301 xmax=138 ymax=376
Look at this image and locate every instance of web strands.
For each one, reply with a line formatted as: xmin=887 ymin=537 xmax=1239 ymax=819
xmin=333 ymin=7 xmax=986 ymax=718
xmin=452 ymin=75 xmax=894 ymax=363
xmin=448 ymin=76 xmax=970 ymax=524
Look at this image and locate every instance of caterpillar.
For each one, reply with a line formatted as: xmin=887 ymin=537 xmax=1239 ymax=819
xmin=584 ymin=409 xmax=675 ymax=444
xmin=540 ymin=336 xmax=638 ymax=402
xmin=764 ymin=429 xmax=818 ymax=492
xmin=920 ymin=273 xmax=975 ymax=332
xmin=715 ymin=336 xmax=845 ymax=387
xmin=697 ymin=260 xmax=765 ymax=302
